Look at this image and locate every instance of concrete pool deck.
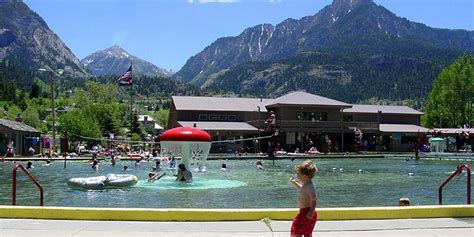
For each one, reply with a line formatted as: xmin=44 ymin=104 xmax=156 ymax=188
xmin=1 ymin=217 xmax=473 ymax=237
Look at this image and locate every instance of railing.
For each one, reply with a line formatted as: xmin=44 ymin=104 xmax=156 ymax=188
xmin=438 ymin=163 xmax=471 ymax=205
xmin=247 ymin=119 xmax=379 ymax=131
xmin=12 ymin=163 xmax=44 ymax=206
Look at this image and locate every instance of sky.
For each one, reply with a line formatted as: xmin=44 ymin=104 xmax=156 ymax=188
xmin=23 ymin=0 xmax=473 ymax=71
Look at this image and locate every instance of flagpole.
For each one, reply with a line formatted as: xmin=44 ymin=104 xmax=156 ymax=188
xmin=116 ymin=63 xmax=134 ymax=137
xmin=130 ymin=63 xmax=133 ymax=134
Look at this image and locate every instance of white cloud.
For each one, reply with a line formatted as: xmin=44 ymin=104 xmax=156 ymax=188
xmin=188 ymin=0 xmax=240 ymax=3
xmin=268 ymin=0 xmax=283 ymax=3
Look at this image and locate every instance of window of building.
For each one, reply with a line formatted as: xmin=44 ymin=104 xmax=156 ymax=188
xmin=343 ymin=115 xmax=353 ymax=122
xmin=209 ymin=114 xmax=218 ymax=121
xmin=302 ymin=112 xmax=327 ymax=121
xmin=199 ymin=114 xmax=208 ymax=121
xmin=228 ymin=115 xmax=236 ymax=121
xmin=401 ymin=136 xmax=416 ymax=144
xmin=315 ymin=112 xmax=327 ymax=121
xmin=218 ymin=115 xmax=227 ymax=121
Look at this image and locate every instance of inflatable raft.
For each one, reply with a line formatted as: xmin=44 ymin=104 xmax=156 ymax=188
xmin=67 ymin=174 xmax=138 ymax=190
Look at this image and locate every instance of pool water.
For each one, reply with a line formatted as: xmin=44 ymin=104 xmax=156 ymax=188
xmin=0 ymin=158 xmax=472 ymax=208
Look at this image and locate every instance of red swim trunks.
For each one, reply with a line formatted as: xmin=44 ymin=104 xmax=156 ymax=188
xmin=290 ymin=207 xmax=317 ymax=236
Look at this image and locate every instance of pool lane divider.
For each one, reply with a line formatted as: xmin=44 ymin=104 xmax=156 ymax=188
xmin=0 ymin=205 xmax=473 ymax=221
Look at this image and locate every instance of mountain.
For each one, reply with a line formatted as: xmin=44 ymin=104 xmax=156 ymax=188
xmin=204 ymin=50 xmax=463 ymax=104
xmin=82 ymin=45 xmax=174 ymax=77
xmin=173 ymin=0 xmax=473 ymax=98
xmin=0 ymin=0 xmax=88 ymax=77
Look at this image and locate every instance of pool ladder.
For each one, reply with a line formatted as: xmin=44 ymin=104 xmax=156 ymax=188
xmin=12 ymin=163 xmax=44 ymax=206
xmin=438 ymin=163 xmax=471 ymax=205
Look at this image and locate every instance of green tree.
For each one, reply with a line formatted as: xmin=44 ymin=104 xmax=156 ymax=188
xmin=21 ymin=106 xmax=41 ymax=129
xmin=30 ymin=81 xmax=41 ymax=99
xmin=84 ymin=103 xmax=124 ymax=136
xmin=131 ymin=133 xmax=141 ymax=142
xmin=153 ymin=109 xmax=169 ymax=128
xmin=162 ymin=100 xmax=171 ymax=110
xmin=423 ymin=53 xmax=474 ymax=128
xmin=85 ymin=81 xmax=118 ymax=104
xmin=6 ymin=105 xmax=21 ymax=120
xmin=16 ymin=90 xmax=28 ymax=111
xmin=130 ymin=112 xmax=144 ymax=138
xmin=57 ymin=109 xmax=102 ymax=142
xmin=71 ymin=88 xmax=92 ymax=109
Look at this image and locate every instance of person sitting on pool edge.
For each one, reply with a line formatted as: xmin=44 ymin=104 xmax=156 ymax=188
xmin=176 ymin=163 xmax=192 ymax=182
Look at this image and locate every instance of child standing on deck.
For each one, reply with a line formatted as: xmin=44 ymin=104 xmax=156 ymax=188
xmin=289 ymin=160 xmax=318 ymax=237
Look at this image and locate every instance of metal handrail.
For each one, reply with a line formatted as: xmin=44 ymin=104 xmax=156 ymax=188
xmin=438 ymin=163 xmax=471 ymax=205
xmin=12 ymin=163 xmax=44 ymax=206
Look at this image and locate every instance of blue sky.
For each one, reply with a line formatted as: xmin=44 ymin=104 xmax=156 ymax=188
xmin=24 ymin=0 xmax=473 ymax=71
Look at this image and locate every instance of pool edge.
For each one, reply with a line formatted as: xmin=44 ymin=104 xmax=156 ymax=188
xmin=0 ymin=205 xmax=473 ymax=221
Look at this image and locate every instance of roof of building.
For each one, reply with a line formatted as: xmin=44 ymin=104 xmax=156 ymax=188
xmin=178 ymin=121 xmax=258 ymax=131
xmin=265 ymin=91 xmax=352 ymax=108
xmin=379 ymin=124 xmax=428 ymax=133
xmin=137 ymin=115 xmax=164 ymax=130
xmin=0 ymin=118 xmax=41 ymax=133
xmin=344 ymin=104 xmax=423 ymax=115
xmin=172 ymin=96 xmax=273 ymax=112
xmin=138 ymin=115 xmax=155 ymax=122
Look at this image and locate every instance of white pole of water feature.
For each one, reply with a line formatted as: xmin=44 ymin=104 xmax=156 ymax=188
xmin=181 ymin=142 xmax=190 ymax=170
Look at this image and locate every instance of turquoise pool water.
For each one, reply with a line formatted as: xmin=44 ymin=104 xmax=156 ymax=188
xmin=0 ymin=157 xmax=472 ymax=208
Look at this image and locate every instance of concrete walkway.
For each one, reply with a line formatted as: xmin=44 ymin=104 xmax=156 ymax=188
xmin=1 ymin=218 xmax=473 ymax=237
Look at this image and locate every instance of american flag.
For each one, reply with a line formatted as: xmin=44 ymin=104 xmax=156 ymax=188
xmin=117 ymin=65 xmax=133 ymax=85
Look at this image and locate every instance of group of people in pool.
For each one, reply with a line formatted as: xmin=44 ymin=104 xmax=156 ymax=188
xmin=147 ymin=159 xmax=265 ymax=183
xmin=18 ymin=154 xmax=266 ymax=186
xmin=147 ymin=163 xmax=193 ymax=183
xmin=83 ymin=154 xmax=193 ymax=183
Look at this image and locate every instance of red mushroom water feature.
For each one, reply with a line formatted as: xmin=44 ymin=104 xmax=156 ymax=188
xmin=160 ymin=127 xmax=212 ymax=171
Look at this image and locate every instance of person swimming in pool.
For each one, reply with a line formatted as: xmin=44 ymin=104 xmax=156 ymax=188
xmin=91 ymin=160 xmax=98 ymax=172
xmin=148 ymin=172 xmax=166 ymax=183
xmin=175 ymin=164 xmax=192 ymax=182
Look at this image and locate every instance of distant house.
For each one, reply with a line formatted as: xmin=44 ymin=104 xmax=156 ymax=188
xmin=138 ymin=115 xmax=164 ymax=134
xmin=0 ymin=118 xmax=42 ymax=156
xmin=168 ymin=91 xmax=428 ymax=153
xmin=44 ymin=107 xmax=70 ymax=117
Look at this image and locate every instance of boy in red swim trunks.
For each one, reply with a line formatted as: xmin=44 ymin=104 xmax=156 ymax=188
xmin=289 ymin=160 xmax=318 ymax=237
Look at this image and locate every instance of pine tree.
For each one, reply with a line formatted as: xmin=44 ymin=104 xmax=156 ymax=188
xmin=131 ymin=111 xmax=144 ymax=136
xmin=30 ymin=81 xmax=41 ymax=99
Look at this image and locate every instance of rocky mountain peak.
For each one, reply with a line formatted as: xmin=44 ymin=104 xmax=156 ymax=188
xmin=82 ymin=46 xmax=173 ymax=77
xmin=106 ymin=45 xmax=126 ymax=54
xmin=331 ymin=0 xmax=373 ymax=8
xmin=174 ymin=0 xmax=472 ymax=87
xmin=329 ymin=0 xmax=374 ymax=20
xmin=93 ymin=45 xmax=131 ymax=60
xmin=0 ymin=0 xmax=89 ymax=77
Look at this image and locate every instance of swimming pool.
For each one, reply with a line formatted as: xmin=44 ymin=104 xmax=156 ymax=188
xmin=0 ymin=157 xmax=472 ymax=208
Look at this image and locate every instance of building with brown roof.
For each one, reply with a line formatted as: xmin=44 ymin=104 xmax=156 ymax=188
xmin=0 ymin=118 xmax=42 ymax=156
xmin=168 ymin=91 xmax=427 ymax=153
